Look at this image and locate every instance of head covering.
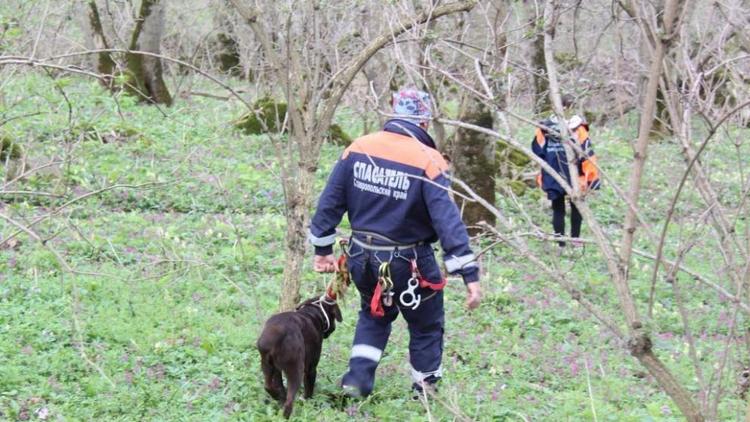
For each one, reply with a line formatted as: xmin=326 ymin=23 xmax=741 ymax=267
xmin=392 ymin=88 xmax=432 ymax=125
xmin=545 ymin=114 xmax=588 ymax=134
xmin=567 ymin=115 xmax=584 ymax=130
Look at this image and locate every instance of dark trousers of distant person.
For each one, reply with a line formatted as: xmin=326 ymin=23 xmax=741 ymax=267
xmin=552 ymin=196 xmax=582 ymax=247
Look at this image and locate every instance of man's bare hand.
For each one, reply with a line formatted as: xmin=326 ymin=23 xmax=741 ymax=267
xmin=465 ymin=282 xmax=481 ymax=310
xmin=313 ymin=254 xmax=339 ymax=273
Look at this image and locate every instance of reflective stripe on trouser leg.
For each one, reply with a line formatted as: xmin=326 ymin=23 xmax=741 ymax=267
xmin=342 ymin=308 xmax=397 ymax=395
xmin=342 ymin=249 xmax=399 ymax=396
xmin=351 ymin=344 xmax=383 ymax=362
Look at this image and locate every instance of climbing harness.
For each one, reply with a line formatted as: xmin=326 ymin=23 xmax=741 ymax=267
xmin=351 ymin=236 xmax=423 ymax=251
xmin=348 ymin=232 xmax=449 ymax=316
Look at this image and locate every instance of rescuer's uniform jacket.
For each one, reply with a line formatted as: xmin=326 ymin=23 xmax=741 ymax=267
xmin=532 ymin=116 xmax=600 ymax=200
xmin=309 ymin=119 xmax=479 ymax=283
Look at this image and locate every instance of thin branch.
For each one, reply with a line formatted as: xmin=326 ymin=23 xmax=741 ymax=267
xmin=0 ymin=191 xmax=62 ymax=197
xmin=0 ymin=111 xmax=45 ymax=128
xmin=649 ymin=98 xmax=750 ymax=295
xmin=1 ymin=181 xmax=168 ymax=248
xmin=0 ymin=49 xmax=253 ymax=110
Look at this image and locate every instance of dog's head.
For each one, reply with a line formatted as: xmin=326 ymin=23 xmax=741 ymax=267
xmin=297 ymin=295 xmax=342 ymax=338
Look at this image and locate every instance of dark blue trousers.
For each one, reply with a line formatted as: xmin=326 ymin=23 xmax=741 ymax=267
xmin=341 ymin=242 xmax=445 ymax=395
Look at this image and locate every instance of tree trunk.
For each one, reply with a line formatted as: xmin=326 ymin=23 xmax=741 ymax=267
xmin=611 ymin=0 xmax=702 ymax=419
xmin=279 ymin=169 xmax=315 ymax=310
xmin=362 ymin=55 xmax=393 ymax=126
xmin=452 ymin=97 xmax=496 ymax=233
xmin=651 ymin=85 xmax=673 ymax=138
xmin=216 ymin=33 xmax=242 ymax=76
xmin=532 ymin=32 xmax=550 ymax=114
xmin=86 ymin=1 xmax=116 ymax=89
xmin=527 ymin=3 xmax=550 ymax=114
xmin=279 ymin=134 xmax=320 ymax=311
xmin=214 ymin=2 xmax=242 ymax=77
xmin=126 ymin=0 xmax=172 ymax=105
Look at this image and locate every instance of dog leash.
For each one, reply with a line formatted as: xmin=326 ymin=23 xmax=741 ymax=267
xmin=314 ymin=294 xmax=337 ymax=332
xmin=326 ymin=239 xmax=351 ymax=301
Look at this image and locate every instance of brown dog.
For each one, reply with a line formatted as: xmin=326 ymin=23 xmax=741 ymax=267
xmin=257 ymin=295 xmax=342 ymax=418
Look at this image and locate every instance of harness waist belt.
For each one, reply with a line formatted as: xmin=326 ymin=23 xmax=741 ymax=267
xmin=350 ymin=236 xmax=426 ymax=252
xmin=351 ymin=230 xmax=402 ymax=244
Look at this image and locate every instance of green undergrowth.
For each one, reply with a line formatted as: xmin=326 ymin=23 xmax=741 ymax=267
xmin=1 ymin=75 xmax=749 ymax=420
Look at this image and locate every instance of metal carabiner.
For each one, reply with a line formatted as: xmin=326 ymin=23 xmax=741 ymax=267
xmin=378 ymin=262 xmax=395 ymax=307
xmin=382 ymin=289 xmax=394 ymax=307
xmin=399 ymin=276 xmax=421 ymax=310
xmin=378 ymin=262 xmax=393 ymax=289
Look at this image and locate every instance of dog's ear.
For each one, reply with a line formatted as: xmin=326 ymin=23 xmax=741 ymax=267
xmin=333 ymin=303 xmax=343 ymax=322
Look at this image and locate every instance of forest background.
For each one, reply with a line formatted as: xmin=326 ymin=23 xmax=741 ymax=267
xmin=1 ymin=0 xmax=750 ymax=420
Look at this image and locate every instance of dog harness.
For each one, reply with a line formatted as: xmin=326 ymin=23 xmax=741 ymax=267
xmin=313 ymin=295 xmax=337 ymax=332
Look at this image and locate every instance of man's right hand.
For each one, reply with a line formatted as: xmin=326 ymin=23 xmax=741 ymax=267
xmin=465 ymin=282 xmax=481 ymax=310
xmin=313 ymin=254 xmax=339 ymax=273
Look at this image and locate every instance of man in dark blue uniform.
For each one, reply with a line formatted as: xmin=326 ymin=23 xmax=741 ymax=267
xmin=532 ymin=114 xmax=600 ymax=249
xmin=309 ymin=89 xmax=481 ymax=397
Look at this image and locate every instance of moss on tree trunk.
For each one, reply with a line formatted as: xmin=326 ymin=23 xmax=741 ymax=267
xmin=216 ymin=33 xmax=242 ymax=76
xmin=214 ymin=2 xmax=243 ymax=77
xmin=1 ymin=135 xmax=25 ymax=182
xmin=452 ymin=99 xmax=497 ymax=233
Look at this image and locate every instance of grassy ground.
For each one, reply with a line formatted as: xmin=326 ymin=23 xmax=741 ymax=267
xmin=1 ymin=76 xmax=748 ymax=421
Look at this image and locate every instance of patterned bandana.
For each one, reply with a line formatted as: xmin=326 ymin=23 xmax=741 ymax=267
xmin=392 ymin=89 xmax=432 ymax=125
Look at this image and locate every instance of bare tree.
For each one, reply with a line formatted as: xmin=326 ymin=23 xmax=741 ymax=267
xmin=432 ymin=0 xmax=750 ymax=418
xmin=4 ymin=0 xmax=750 ymax=418
xmin=550 ymin=0 xmax=701 ymax=418
xmin=80 ymin=0 xmax=172 ymax=104
xmin=229 ymin=0 xmax=478 ymax=311
xmin=125 ymin=0 xmax=172 ymax=105
xmin=212 ymin=0 xmax=242 ymax=76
